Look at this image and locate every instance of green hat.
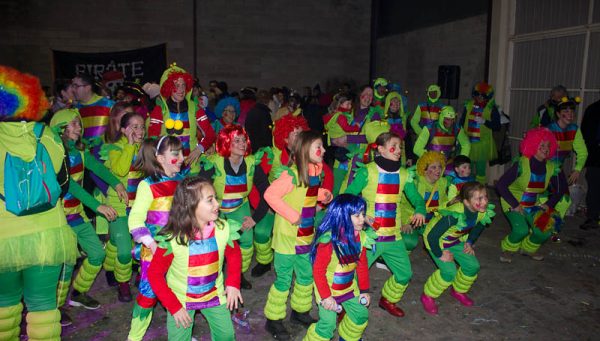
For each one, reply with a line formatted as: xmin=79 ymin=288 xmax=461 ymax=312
xmin=427 ymin=84 xmax=441 ymax=102
xmin=49 ymin=108 xmax=81 ymax=131
xmin=364 ymin=120 xmax=391 ymax=144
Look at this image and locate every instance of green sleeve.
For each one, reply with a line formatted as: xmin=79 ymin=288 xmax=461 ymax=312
xmin=68 ymin=179 xmax=101 ymax=212
xmin=466 ymin=223 xmax=485 ymax=245
xmin=109 ymin=144 xmax=136 ymax=177
xmin=413 ymin=128 xmax=430 ymax=158
xmin=84 ymin=150 xmax=121 ymax=188
xmin=447 ymin=183 xmax=458 ymax=200
xmin=457 ymin=129 xmax=471 ymax=156
xmin=343 ymin=166 xmax=368 ymax=195
xmin=128 ymin=181 xmax=154 ymax=233
xmin=573 ymin=129 xmax=588 ymax=171
xmin=428 ymin=216 xmax=457 ymax=258
xmin=403 ymin=182 xmax=426 ymax=216
xmin=410 ymin=105 xmax=423 ymax=135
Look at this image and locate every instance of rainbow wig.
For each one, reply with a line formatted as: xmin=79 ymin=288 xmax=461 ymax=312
xmin=159 ymin=63 xmax=194 ymax=99
xmin=216 ymin=123 xmax=251 ymax=158
xmin=0 ymin=65 xmax=49 ymax=122
xmin=416 ymin=151 xmax=446 ymax=177
xmin=519 ymin=127 xmax=557 ymax=159
xmin=214 ymin=96 xmax=241 ymax=119
xmin=273 ymin=113 xmax=309 ymax=150
xmin=310 ymin=193 xmax=366 ymax=266
xmin=472 ymin=82 xmax=494 ymax=101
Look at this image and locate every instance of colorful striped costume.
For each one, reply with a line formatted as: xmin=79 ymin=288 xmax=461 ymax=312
xmin=101 ymin=137 xmax=144 ymax=285
xmin=75 ymin=94 xmax=114 ymax=146
xmin=264 ymin=164 xmax=330 ymax=323
xmin=344 ymin=161 xmax=426 ymax=310
xmin=148 ymin=219 xmax=242 ymax=340
xmin=422 ymin=203 xmax=494 ymax=302
xmin=305 ymin=230 xmax=374 ymax=341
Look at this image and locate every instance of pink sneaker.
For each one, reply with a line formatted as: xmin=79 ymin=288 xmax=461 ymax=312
xmin=420 ymin=293 xmax=438 ymax=315
xmin=450 ymin=287 xmax=474 ymax=306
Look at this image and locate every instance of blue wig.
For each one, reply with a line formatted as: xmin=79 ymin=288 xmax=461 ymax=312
xmin=214 ymin=96 xmax=240 ymax=119
xmin=310 ymin=194 xmax=366 ymax=265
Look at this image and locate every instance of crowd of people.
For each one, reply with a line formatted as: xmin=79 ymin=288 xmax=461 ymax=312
xmin=0 ymin=63 xmax=598 ymax=341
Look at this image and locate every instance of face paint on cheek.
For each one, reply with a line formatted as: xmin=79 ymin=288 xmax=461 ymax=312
xmin=389 ymin=147 xmax=396 ymax=153
xmin=170 ymin=158 xmax=178 ymax=165
xmin=315 ymin=149 xmax=322 ymax=157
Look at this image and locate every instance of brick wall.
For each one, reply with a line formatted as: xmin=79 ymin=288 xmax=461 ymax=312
xmin=0 ymin=0 xmax=370 ymax=92
xmin=375 ymin=14 xmax=489 ymax=113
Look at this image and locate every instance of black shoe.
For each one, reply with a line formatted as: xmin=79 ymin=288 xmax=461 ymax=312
xmin=59 ymin=307 xmax=72 ymax=327
xmin=69 ymin=290 xmax=101 ymax=310
xmin=240 ymin=275 xmax=252 ymax=290
xmin=117 ymin=282 xmax=132 ymax=302
xmin=265 ymin=319 xmax=291 ymax=340
xmin=105 ymin=271 xmax=118 ymax=287
xmin=251 ymin=262 xmax=271 ymax=278
xmin=134 ymin=272 xmax=141 ymax=288
xmin=580 ymin=219 xmax=600 ymax=230
xmin=290 ymin=310 xmax=316 ymax=327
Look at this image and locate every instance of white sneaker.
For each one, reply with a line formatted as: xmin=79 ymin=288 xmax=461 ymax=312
xmin=375 ymin=260 xmax=390 ymax=271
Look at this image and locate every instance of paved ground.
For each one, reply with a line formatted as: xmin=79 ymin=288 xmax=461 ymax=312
xmin=54 ymin=192 xmax=600 ymax=340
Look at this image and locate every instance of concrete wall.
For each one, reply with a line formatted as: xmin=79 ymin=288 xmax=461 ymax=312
xmin=375 ymin=14 xmax=489 ymax=112
xmin=0 ymin=0 xmax=370 ymax=91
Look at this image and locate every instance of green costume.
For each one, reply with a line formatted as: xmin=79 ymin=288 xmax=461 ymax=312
xmin=345 ymin=161 xmax=426 ymax=304
xmin=0 ymin=122 xmax=77 ymax=341
xmin=423 ymin=202 xmax=494 ymax=298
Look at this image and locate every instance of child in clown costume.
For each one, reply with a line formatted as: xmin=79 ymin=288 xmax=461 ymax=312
xmin=498 ymin=128 xmax=568 ymax=262
xmin=400 ymin=151 xmax=450 ymax=253
xmin=446 ymin=155 xmax=476 ymax=200
xmin=420 ymin=182 xmax=495 ymax=315
xmin=303 ymin=194 xmax=376 ymax=341
xmin=410 ymin=84 xmax=444 ymax=136
xmin=49 ymin=109 xmax=127 ymax=321
xmin=324 ymin=93 xmax=362 ymax=196
xmin=100 ymin=111 xmax=146 ymax=302
xmin=545 ymin=97 xmax=587 ymax=223
xmin=413 ymin=105 xmax=470 ymax=172
xmin=249 ymin=114 xmax=312 ymax=278
xmin=344 ymin=132 xmax=426 ymax=318
xmin=198 ymin=124 xmax=270 ymax=289
xmin=212 ymin=96 xmax=241 ymax=134
xmin=0 ymin=66 xmax=77 ymax=341
xmin=382 ymin=91 xmax=413 ymax=165
xmin=148 ymin=176 xmax=243 ymax=341
xmin=147 ymin=63 xmax=216 ymax=174
xmin=263 ymin=130 xmax=333 ymax=340
xmin=460 ymin=82 xmax=501 ymax=184
xmin=127 ymin=136 xmax=186 ymax=341
xmin=371 ymin=77 xmax=388 ymax=114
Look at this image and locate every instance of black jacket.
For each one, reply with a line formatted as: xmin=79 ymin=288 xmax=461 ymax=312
xmin=581 ymin=100 xmax=600 ymax=168
xmin=245 ymin=103 xmax=273 ymax=151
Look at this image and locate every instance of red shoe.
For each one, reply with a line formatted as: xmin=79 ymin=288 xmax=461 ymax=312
xmin=420 ymin=293 xmax=438 ymax=315
xmin=378 ymin=297 xmax=405 ymax=317
xmin=450 ymin=288 xmax=474 ymax=307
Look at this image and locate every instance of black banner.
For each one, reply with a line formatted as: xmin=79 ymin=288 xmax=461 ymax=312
xmin=52 ymin=44 xmax=167 ymax=84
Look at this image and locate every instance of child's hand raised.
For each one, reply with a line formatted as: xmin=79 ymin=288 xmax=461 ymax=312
xmin=172 ymin=308 xmax=192 ymax=329
xmin=225 ymin=286 xmax=243 ymax=311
